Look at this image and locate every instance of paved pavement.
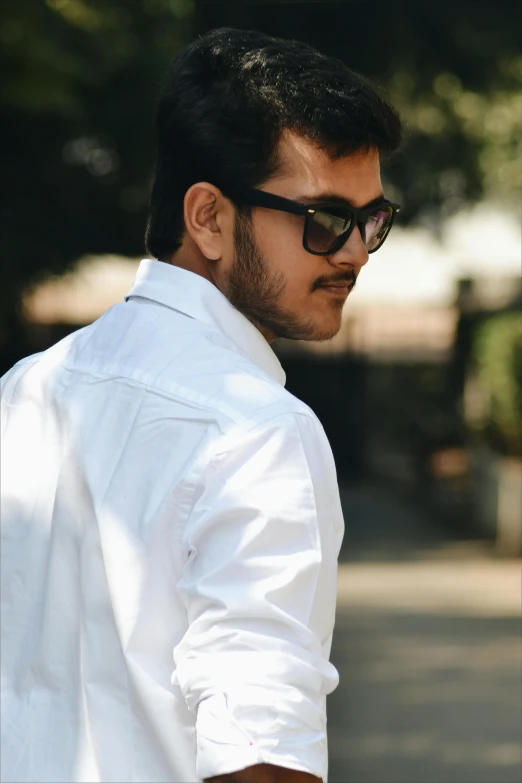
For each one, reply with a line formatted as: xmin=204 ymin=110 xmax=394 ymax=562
xmin=327 ymin=483 xmax=522 ymax=783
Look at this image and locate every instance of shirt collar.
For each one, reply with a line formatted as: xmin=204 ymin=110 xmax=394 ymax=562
xmin=125 ymin=259 xmax=286 ymax=386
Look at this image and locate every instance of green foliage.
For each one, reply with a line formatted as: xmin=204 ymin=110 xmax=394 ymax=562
xmin=1 ymin=0 xmax=192 ymax=115
xmin=472 ymin=312 xmax=522 ymax=457
xmin=0 ymin=0 xmax=195 ymax=327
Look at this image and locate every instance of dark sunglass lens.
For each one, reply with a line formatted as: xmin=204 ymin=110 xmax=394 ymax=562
xmin=365 ymin=205 xmax=394 ymax=251
xmin=306 ymin=209 xmax=351 ymax=253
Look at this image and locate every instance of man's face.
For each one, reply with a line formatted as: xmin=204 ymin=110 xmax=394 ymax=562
xmin=220 ymin=132 xmax=385 ymax=342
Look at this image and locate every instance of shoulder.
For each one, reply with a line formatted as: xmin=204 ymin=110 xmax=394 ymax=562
xmin=203 ymin=399 xmax=332 ymax=480
xmin=19 ymin=302 xmax=314 ymax=427
xmin=68 ymin=301 xmax=310 ymax=425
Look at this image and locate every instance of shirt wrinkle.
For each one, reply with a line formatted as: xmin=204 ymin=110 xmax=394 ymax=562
xmin=1 ymin=258 xmax=343 ymax=783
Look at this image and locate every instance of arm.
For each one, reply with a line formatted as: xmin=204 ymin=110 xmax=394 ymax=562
xmin=206 ymin=762 xmax=321 ymax=782
xmin=174 ymin=411 xmax=344 ymax=782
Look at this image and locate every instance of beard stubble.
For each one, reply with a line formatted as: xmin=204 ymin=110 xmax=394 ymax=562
xmin=223 ymin=213 xmax=345 ymax=342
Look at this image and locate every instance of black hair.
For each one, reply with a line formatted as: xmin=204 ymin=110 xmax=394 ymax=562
xmin=145 ymin=27 xmax=402 ymax=259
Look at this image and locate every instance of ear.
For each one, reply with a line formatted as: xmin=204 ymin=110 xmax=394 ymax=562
xmin=183 ymin=182 xmax=228 ymax=261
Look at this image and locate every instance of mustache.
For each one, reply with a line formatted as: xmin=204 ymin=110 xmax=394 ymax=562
xmin=312 ymin=270 xmax=357 ymax=291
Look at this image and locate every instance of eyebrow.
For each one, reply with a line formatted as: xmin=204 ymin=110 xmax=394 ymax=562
xmin=296 ymin=192 xmax=386 ymax=210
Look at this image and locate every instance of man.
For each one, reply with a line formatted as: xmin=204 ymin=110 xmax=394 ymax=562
xmin=1 ymin=27 xmax=401 ymax=783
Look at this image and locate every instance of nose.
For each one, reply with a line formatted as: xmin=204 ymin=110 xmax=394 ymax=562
xmin=328 ymin=223 xmax=369 ymax=271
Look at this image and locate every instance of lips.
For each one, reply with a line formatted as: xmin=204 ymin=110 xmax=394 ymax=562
xmin=319 ymin=282 xmax=353 ymax=293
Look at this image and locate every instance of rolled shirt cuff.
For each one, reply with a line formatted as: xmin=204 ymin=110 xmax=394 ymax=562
xmin=195 ymin=691 xmax=328 ymax=781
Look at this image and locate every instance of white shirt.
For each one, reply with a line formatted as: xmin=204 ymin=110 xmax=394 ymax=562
xmin=1 ymin=259 xmax=344 ymax=783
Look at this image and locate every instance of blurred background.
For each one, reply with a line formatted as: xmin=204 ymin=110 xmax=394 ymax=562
xmin=1 ymin=1 xmax=521 ymax=781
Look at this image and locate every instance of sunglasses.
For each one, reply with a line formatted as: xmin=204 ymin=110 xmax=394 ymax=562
xmin=222 ymin=187 xmax=401 ymax=256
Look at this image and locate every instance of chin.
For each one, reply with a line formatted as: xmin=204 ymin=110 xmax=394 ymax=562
xmin=300 ymin=317 xmax=343 ymax=343
xmin=254 ymin=304 xmax=343 ymax=343
xmin=311 ymin=326 xmax=342 ymax=342
xmin=315 ymin=310 xmax=344 ymax=341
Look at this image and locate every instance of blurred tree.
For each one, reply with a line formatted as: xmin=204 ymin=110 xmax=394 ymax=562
xmin=471 ymin=312 xmax=522 ymax=457
xmin=0 ymin=0 xmax=195 ymax=368
xmin=1 ymin=0 xmax=521 ymax=368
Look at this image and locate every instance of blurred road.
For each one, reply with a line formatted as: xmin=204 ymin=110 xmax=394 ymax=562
xmin=328 ymin=483 xmax=522 ymax=783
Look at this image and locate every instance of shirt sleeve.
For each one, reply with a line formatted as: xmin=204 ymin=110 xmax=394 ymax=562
xmin=172 ymin=410 xmax=344 ymax=782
